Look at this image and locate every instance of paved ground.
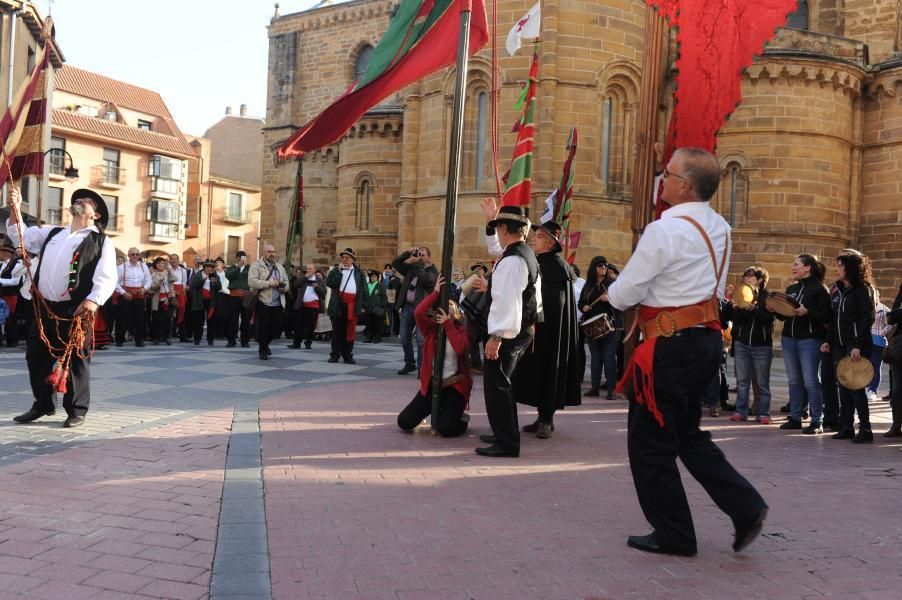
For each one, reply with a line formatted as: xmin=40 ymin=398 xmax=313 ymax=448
xmin=0 ymin=338 xmax=900 ymax=599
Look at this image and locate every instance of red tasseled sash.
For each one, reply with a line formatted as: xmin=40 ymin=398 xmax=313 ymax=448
xmin=174 ymin=284 xmax=186 ymax=325
xmin=340 ymin=291 xmax=357 ymax=342
xmin=616 ymin=301 xmax=721 ymax=428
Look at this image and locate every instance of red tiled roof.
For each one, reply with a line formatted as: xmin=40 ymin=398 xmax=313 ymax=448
xmin=52 ymin=110 xmax=196 ymax=157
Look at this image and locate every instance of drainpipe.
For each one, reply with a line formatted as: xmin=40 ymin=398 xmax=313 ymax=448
xmin=2 ymin=8 xmax=18 ymax=206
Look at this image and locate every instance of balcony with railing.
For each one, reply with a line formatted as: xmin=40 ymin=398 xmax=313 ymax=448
xmin=91 ymin=164 xmax=126 ymax=189
xmin=221 ymin=206 xmax=251 ymax=225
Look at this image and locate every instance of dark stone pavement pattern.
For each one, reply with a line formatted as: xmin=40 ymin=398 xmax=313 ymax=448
xmin=0 ymin=340 xmax=900 ymax=599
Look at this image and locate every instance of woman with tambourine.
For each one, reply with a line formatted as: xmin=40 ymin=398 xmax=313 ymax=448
xmin=578 ymin=256 xmax=622 ymax=399
xmin=773 ymin=254 xmax=832 ymax=434
xmin=726 ymin=267 xmax=775 ymax=425
xmin=821 ymin=252 xmax=876 ymax=443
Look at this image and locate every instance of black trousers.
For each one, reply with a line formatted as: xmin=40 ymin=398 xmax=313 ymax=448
xmin=293 ymin=306 xmax=319 ymax=346
xmin=330 ymin=305 xmax=356 ymax=361
xmin=151 ymin=304 xmax=175 ymax=342
xmin=116 ymin=296 xmax=145 ymax=344
xmin=227 ymin=296 xmax=251 ymax=345
xmin=821 ymin=349 xmax=838 ymax=423
xmin=255 ymin=302 xmax=284 ymax=355
xmin=483 ymin=328 xmax=534 ymax=452
xmin=189 ymin=305 xmax=210 ymax=344
xmin=398 ymin=386 xmax=468 ymax=437
xmin=627 ymin=329 xmax=767 ymax=551
xmin=26 ymin=301 xmax=91 ymax=417
xmin=833 ymin=345 xmax=871 ymax=432
xmin=890 ymin=362 xmax=902 ymax=427
xmin=364 ymin=312 xmax=383 ymax=342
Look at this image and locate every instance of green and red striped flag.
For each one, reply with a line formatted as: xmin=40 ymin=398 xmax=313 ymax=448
xmin=501 ymin=49 xmax=539 ymax=207
xmin=279 ymin=0 xmax=488 ymax=158
xmin=553 ymin=127 xmax=578 ymax=231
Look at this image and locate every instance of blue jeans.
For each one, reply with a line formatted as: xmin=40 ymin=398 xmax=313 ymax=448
xmin=782 ymin=336 xmax=823 ymax=424
xmin=399 ymin=304 xmax=423 ymax=368
xmin=734 ymin=342 xmax=773 ymax=418
xmin=867 ymin=346 xmax=884 ymax=394
xmin=589 ymin=331 xmax=622 ymax=393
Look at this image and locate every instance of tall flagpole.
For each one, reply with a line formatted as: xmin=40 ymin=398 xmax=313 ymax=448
xmin=431 ymin=0 xmax=473 ymax=432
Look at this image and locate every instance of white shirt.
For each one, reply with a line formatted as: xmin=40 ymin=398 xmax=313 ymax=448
xmin=216 ymin=270 xmax=230 ymax=294
xmin=0 ymin=260 xmax=25 ymax=291
xmin=171 ymin=265 xmax=188 ymax=286
xmin=573 ymin=277 xmax=586 ymax=318
xmin=5 ymin=217 xmax=117 ymax=305
xmin=608 ymin=201 xmax=731 ymax=310
xmin=485 ymin=236 xmax=543 ymax=339
xmin=303 ymin=278 xmax=320 ymax=303
xmin=116 ymin=261 xmax=152 ymax=295
xmin=339 ymin=267 xmax=358 ymax=295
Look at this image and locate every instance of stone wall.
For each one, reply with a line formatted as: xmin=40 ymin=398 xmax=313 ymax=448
xmin=843 ymin=0 xmax=900 ymax=64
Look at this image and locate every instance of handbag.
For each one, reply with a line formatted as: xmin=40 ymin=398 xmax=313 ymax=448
xmin=882 ymin=325 xmax=902 ymax=365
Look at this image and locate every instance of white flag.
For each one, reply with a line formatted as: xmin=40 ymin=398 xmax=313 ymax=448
xmin=506 ymin=2 xmax=541 ymax=56
xmin=539 ymin=189 xmax=557 ymax=223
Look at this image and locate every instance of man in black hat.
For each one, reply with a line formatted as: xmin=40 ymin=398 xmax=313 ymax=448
xmin=326 ymin=248 xmax=366 ymax=363
xmin=6 ymin=187 xmax=117 ymax=428
xmin=512 ymin=220 xmax=582 ymax=438
xmin=474 ymin=198 xmax=541 ymax=458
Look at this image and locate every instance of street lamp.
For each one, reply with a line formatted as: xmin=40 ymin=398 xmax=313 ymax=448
xmin=44 ymin=148 xmax=79 ymax=182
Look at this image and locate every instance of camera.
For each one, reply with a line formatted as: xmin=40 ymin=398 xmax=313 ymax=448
xmin=411 ymin=249 xmax=420 ymax=258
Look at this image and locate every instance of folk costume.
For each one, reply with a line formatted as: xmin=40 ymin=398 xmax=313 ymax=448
xmin=212 ymin=262 xmax=232 ymax=341
xmin=248 ymin=256 xmax=289 ymax=360
xmin=397 ymin=289 xmax=472 ymax=437
xmin=363 ymin=272 xmax=388 ymax=343
xmin=149 ymin=267 xmax=177 ymax=344
xmin=478 ymin=207 xmax=540 ymax=458
xmin=0 ymin=243 xmax=22 ymax=346
xmin=188 ymin=262 xmax=220 ymax=345
xmin=607 ymin=199 xmax=767 ymax=556
xmin=289 ymin=272 xmax=325 ymax=349
xmin=7 ymin=189 xmax=117 ymax=427
xmin=225 ymin=253 xmax=252 ymax=347
xmin=326 ymin=249 xmax=366 ymax=363
xmin=115 ymin=257 xmax=151 ymax=346
xmin=513 ymin=221 xmax=581 ymax=437
xmin=169 ymin=262 xmax=189 ymax=341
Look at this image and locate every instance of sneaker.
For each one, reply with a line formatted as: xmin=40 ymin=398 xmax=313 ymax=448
xmin=729 ymin=413 xmax=746 ymax=422
xmin=802 ymin=424 xmax=823 ymax=435
xmin=758 ymin=415 xmax=771 ymax=425
xmin=865 ymin=390 xmax=878 ymax=402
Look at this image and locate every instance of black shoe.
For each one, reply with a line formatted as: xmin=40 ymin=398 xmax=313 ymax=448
xmin=522 ymin=421 xmax=540 ymax=433
xmin=152 ymin=341 xmax=160 ymax=346
xmin=115 ymin=341 xmax=123 ymax=347
xmin=802 ymin=424 xmax=823 ymax=435
xmin=779 ymin=403 xmax=790 ymax=413
xmin=536 ymin=423 xmax=553 ymax=439
xmin=165 ymin=339 xmax=171 ymax=346
xmin=241 ymin=343 xmax=250 ymax=348
xmin=259 ymin=353 xmax=269 ymax=361
xmin=63 ymin=415 xmax=85 ymax=428
xmin=208 ymin=341 xmax=214 ymax=346
xmin=344 ymin=358 xmax=356 ymax=364
xmin=584 ymin=388 xmax=600 ymax=397
xmin=266 ymin=348 xmax=272 ymax=356
xmin=304 ymin=343 xmax=312 ymax=349
xmin=627 ymin=533 xmax=696 ymax=557
xmin=328 ymin=357 xmax=339 ymax=363
xmin=398 ymin=364 xmax=416 ymax=375
xmin=779 ymin=419 xmax=802 ymax=430
xmin=13 ymin=408 xmax=55 ymax=423
xmin=194 ymin=341 xmax=201 ymax=346
xmin=733 ymin=507 xmax=768 ymax=552
xmin=474 ymin=444 xmax=519 ymax=458
xmin=883 ymin=425 xmax=902 ymax=438
xmin=606 ymin=391 xmax=616 ymax=400
xmin=478 ymin=434 xmax=497 ymax=444
xmin=135 ymin=341 xmax=145 ymax=347
xmin=831 ymin=429 xmax=854 ymax=440
xmin=364 ymin=337 xmax=372 ymax=344
xmin=226 ymin=342 xmax=237 ymax=348
xmin=853 ymin=429 xmax=874 ymax=444
xmin=287 ymin=344 xmax=301 ymax=349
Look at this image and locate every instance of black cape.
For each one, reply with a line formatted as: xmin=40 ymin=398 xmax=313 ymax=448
xmin=513 ymin=251 xmax=582 ymax=409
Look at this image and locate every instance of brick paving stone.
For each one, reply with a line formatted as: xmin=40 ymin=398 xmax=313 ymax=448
xmin=261 ymin=374 xmax=902 ymax=600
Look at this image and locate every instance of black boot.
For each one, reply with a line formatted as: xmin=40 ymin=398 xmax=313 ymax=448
xmin=883 ymin=424 xmax=901 ymax=438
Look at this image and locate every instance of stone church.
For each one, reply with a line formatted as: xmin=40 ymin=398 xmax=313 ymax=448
xmin=262 ymin=0 xmax=902 ymax=298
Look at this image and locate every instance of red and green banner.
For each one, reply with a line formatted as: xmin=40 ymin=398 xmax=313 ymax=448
xmin=501 ymin=49 xmax=539 ymax=207
xmin=279 ymin=0 xmax=488 ymax=158
xmin=553 ymin=127 xmax=577 ymax=231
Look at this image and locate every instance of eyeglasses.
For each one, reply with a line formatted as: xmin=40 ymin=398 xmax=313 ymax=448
xmin=663 ymin=167 xmax=689 ymax=182
xmin=128 ymin=253 xmax=139 ymax=256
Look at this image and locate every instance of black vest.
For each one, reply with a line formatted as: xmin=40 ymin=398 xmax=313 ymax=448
xmin=0 ymin=256 xmax=22 ymax=295
xmin=488 ymin=240 xmax=539 ymax=330
xmin=35 ymin=227 xmax=107 ymax=304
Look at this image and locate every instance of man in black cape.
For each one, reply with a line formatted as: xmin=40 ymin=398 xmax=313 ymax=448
xmin=513 ymin=220 xmax=582 ymax=438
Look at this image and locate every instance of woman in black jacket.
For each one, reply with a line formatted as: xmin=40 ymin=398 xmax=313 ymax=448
xmin=776 ymin=254 xmax=832 ymax=434
xmin=727 ymin=267 xmax=775 ymax=424
xmin=884 ymin=282 xmax=902 ymax=438
xmin=822 ymin=252 xmax=876 ymax=443
xmin=578 ymin=256 xmax=623 ymax=399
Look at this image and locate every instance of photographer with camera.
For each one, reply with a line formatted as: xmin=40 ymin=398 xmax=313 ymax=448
xmin=392 ymin=246 xmax=438 ymax=375
xmin=249 ymin=244 xmax=289 ymax=360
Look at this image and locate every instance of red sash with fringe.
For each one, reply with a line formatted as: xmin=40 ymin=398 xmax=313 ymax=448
xmin=340 ymin=291 xmax=357 ymax=342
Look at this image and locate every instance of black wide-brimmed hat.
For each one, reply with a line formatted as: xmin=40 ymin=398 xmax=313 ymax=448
xmin=530 ymin=220 xmax=564 ymax=252
xmin=488 ymin=205 xmax=530 ymax=229
xmin=339 ymin=248 xmax=356 ymax=260
xmin=202 ymin=259 xmax=215 ymax=267
xmin=72 ymin=189 xmax=109 ymax=230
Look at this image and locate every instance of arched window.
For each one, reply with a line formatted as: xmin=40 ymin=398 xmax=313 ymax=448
xmin=786 ymin=1 xmax=809 ymax=31
xmin=716 ymin=161 xmax=750 ymax=227
xmin=599 ymin=81 xmax=636 ymax=198
xmin=355 ymin=178 xmax=373 ymax=230
xmin=475 ymin=91 xmax=490 ymax=188
xmin=355 ymin=45 xmax=374 ymax=82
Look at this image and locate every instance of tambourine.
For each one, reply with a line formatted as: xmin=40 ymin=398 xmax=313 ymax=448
xmin=580 ymin=313 xmax=615 ymax=341
xmin=765 ymin=291 xmax=801 ymax=317
xmin=733 ymin=281 xmax=758 ymax=309
xmin=835 ymin=356 xmax=875 ymax=391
